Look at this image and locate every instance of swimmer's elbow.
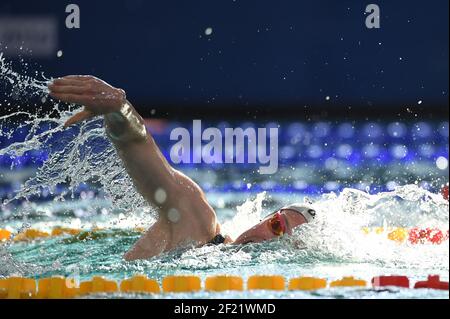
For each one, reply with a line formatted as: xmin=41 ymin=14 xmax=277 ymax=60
xmin=123 ymin=248 xmax=146 ymax=261
xmin=123 ymin=251 xmax=136 ymax=261
xmin=123 ymin=242 xmax=161 ymax=261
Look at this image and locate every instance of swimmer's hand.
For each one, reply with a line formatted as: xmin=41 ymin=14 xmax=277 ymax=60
xmin=47 ymin=75 xmax=126 ymax=127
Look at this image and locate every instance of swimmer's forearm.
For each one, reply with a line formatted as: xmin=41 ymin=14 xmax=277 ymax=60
xmin=103 ymin=100 xmax=179 ymax=211
xmin=104 ymin=101 xmax=148 ymax=143
xmin=102 ymin=97 xmax=215 ymax=233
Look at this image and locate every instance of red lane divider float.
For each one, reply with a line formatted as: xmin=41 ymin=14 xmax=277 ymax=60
xmin=372 ymin=276 xmax=410 ymax=288
xmin=442 ymin=183 xmax=449 ymax=201
xmin=414 ymin=275 xmax=449 ymax=290
xmin=408 ymin=227 xmax=449 ymax=245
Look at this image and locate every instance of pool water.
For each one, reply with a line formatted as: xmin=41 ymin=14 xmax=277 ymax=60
xmin=1 ymin=187 xmax=449 ymax=299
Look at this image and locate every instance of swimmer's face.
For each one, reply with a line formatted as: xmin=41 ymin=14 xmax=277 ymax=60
xmin=232 ymin=209 xmax=308 ymax=245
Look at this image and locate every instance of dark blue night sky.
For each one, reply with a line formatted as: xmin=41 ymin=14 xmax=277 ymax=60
xmin=1 ymin=0 xmax=448 ymax=108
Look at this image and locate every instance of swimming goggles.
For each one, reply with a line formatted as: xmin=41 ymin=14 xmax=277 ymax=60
xmin=268 ymin=211 xmax=287 ymax=236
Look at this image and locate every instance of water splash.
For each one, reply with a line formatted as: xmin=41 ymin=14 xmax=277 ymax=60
xmin=221 ymin=191 xmax=267 ymax=239
xmin=290 ymin=185 xmax=448 ymax=268
xmin=0 ymin=54 xmax=150 ymax=215
xmin=116 ymin=185 xmax=448 ymax=275
xmin=1 ymin=54 xmax=153 ymax=275
xmin=0 ymin=52 xmax=50 ymax=99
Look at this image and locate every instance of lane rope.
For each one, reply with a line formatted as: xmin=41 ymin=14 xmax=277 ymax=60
xmin=0 ymin=274 xmax=447 ymax=299
xmin=1 ymin=226 xmax=448 ymax=245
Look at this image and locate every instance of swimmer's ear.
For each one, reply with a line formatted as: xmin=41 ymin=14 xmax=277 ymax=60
xmin=64 ymin=109 xmax=95 ymax=127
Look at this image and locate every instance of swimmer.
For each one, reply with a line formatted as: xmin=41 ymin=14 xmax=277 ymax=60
xmin=47 ymin=75 xmax=316 ymax=261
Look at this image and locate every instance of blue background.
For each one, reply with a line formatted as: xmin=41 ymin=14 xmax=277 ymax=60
xmin=1 ymin=0 xmax=448 ymax=109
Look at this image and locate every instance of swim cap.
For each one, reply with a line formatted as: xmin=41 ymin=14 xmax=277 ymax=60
xmin=281 ymin=203 xmax=317 ymax=223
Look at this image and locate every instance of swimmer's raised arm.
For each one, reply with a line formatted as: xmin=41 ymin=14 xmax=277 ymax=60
xmin=47 ymin=76 xmax=175 ymax=207
xmin=48 ymin=76 xmax=218 ymax=257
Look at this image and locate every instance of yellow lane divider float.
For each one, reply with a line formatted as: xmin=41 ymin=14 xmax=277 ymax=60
xmin=37 ymin=276 xmax=79 ymax=299
xmin=80 ymin=276 xmax=119 ymax=295
xmin=0 ymin=227 xmax=144 ymax=242
xmin=247 ymin=275 xmax=285 ymax=291
xmin=0 ymin=277 xmax=36 ymax=299
xmin=120 ymin=275 xmax=160 ymax=294
xmin=205 ymin=275 xmax=243 ymax=292
xmin=162 ymin=275 xmax=201 ymax=293
xmin=0 ymin=229 xmax=12 ymax=241
xmin=329 ymin=276 xmax=367 ymax=288
xmin=0 ymin=274 xmax=448 ymax=299
xmin=13 ymin=229 xmax=51 ymax=241
xmin=288 ymin=277 xmax=327 ymax=290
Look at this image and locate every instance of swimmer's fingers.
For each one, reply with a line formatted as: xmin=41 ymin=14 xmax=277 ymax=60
xmin=63 ymin=75 xmax=93 ymax=81
xmin=52 ymin=75 xmax=93 ymax=85
xmin=51 ymin=79 xmax=86 ymax=87
xmin=48 ymin=84 xmax=88 ymax=95
xmin=49 ymin=76 xmax=126 ymax=113
xmin=48 ymin=92 xmax=92 ymax=105
xmin=64 ymin=109 xmax=95 ymax=127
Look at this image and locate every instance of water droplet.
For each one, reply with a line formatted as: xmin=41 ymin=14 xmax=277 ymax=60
xmin=154 ymin=188 xmax=167 ymax=204
xmin=167 ymin=208 xmax=180 ymax=223
xmin=204 ymin=27 xmax=213 ymax=36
